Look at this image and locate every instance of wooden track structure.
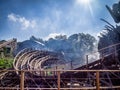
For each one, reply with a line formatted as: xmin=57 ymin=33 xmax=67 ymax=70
xmin=1 ymin=42 xmax=120 ymax=89
xmin=13 ymin=48 xmax=65 ymax=75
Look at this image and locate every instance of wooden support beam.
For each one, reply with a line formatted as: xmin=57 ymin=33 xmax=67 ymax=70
xmin=96 ymin=71 xmax=100 ymax=90
xmin=57 ymin=71 xmax=60 ymax=90
xmin=20 ymin=71 xmax=25 ymax=90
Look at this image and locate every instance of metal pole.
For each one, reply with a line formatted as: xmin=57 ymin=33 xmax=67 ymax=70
xmin=20 ymin=71 xmax=24 ymax=90
xmin=57 ymin=71 xmax=60 ymax=90
xmin=86 ymin=55 xmax=88 ymax=69
xmin=70 ymin=61 xmax=73 ymax=69
xmin=96 ymin=71 xmax=100 ymax=90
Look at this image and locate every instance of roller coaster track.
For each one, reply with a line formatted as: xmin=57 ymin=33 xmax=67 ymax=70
xmin=1 ymin=42 xmax=120 ymax=89
xmin=78 ymin=42 xmax=120 ymax=70
xmin=69 ymin=42 xmax=120 ymax=87
xmin=13 ymin=48 xmax=65 ymax=75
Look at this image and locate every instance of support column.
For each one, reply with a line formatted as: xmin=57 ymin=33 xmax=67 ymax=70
xmin=20 ymin=71 xmax=25 ymax=90
xmin=57 ymin=71 xmax=60 ymax=90
xmin=96 ymin=71 xmax=100 ymax=90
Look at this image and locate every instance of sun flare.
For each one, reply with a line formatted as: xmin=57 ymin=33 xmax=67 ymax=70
xmin=76 ymin=0 xmax=94 ymax=17
xmin=76 ymin=0 xmax=91 ymax=5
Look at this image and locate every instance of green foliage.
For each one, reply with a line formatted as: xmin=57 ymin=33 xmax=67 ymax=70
xmin=0 ymin=58 xmax=13 ymax=69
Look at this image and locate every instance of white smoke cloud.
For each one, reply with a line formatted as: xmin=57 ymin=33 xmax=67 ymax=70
xmin=45 ymin=33 xmax=65 ymax=40
xmin=8 ymin=13 xmax=36 ymax=30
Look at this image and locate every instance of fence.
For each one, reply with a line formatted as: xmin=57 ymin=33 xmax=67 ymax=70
xmin=0 ymin=69 xmax=120 ymax=90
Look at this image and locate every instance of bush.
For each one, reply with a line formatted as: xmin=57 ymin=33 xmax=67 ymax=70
xmin=0 ymin=58 xmax=13 ymax=69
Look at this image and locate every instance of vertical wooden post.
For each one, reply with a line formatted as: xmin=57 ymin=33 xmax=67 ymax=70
xmin=96 ymin=71 xmax=100 ymax=90
xmin=86 ymin=55 xmax=88 ymax=69
xmin=57 ymin=71 xmax=60 ymax=90
xmin=20 ymin=71 xmax=24 ymax=90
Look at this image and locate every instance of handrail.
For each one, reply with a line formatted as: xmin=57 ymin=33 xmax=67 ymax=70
xmin=0 ymin=69 xmax=120 ymax=90
xmin=0 ymin=69 xmax=120 ymax=72
xmin=87 ymin=42 xmax=120 ymax=57
xmin=63 ymin=42 xmax=120 ymax=68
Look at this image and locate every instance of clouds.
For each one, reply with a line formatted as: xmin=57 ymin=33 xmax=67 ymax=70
xmin=6 ymin=3 xmax=97 ymax=41
xmin=6 ymin=0 xmax=99 ymax=41
xmin=2 ymin=0 xmax=115 ymax=41
xmin=8 ymin=13 xmax=36 ymax=30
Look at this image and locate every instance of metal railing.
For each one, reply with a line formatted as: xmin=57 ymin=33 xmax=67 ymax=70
xmin=86 ymin=42 xmax=120 ymax=68
xmin=61 ymin=42 xmax=120 ymax=70
xmin=0 ymin=69 xmax=120 ymax=90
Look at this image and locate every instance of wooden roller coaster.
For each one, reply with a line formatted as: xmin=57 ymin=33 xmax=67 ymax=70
xmin=0 ymin=40 xmax=120 ymax=90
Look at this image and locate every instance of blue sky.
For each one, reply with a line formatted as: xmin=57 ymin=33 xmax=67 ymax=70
xmin=0 ymin=0 xmax=118 ymax=41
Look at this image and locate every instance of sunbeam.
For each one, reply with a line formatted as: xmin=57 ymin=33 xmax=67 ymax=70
xmin=76 ymin=0 xmax=94 ymax=17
